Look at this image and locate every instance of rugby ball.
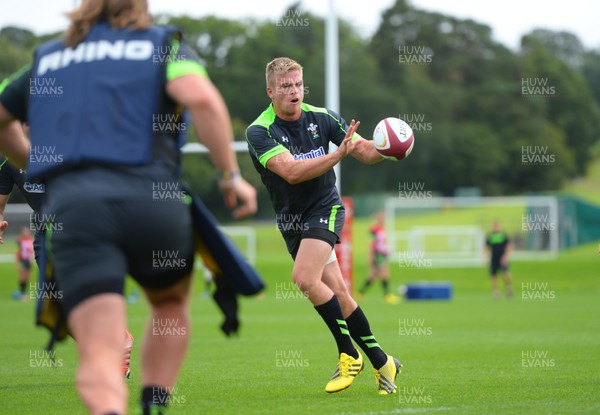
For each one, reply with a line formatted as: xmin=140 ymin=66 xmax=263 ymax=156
xmin=372 ymin=117 xmax=414 ymax=161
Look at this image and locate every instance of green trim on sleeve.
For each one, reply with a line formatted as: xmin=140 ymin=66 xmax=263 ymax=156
xmin=258 ymin=144 xmax=289 ymax=168
xmin=246 ymin=104 xmax=284 ymax=166
xmin=248 ymin=104 xmax=277 ymax=130
xmin=301 ymin=102 xmax=328 ymax=114
xmin=0 ymin=65 xmax=30 ymax=95
xmin=167 ymin=60 xmax=208 ymax=81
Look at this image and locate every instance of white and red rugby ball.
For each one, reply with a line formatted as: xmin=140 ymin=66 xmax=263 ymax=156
xmin=372 ymin=117 xmax=414 ymax=161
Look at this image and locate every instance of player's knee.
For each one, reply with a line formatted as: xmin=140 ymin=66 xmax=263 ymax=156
xmin=291 ymin=268 xmax=319 ymax=292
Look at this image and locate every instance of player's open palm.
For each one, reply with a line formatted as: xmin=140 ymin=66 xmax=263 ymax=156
xmin=338 ymin=119 xmax=360 ymax=158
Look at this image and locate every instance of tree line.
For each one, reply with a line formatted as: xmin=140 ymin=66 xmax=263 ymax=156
xmin=1 ymin=0 xmax=599 ymax=217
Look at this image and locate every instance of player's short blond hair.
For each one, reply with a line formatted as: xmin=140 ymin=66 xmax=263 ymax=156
xmin=266 ymin=57 xmax=303 ymax=88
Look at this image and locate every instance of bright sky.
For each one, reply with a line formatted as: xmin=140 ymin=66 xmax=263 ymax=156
xmin=0 ymin=0 xmax=598 ymax=50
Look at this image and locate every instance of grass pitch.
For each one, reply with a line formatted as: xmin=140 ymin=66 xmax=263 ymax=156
xmin=0 ymin=219 xmax=599 ymax=414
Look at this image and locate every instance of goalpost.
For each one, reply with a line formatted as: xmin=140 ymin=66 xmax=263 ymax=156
xmin=385 ymin=196 xmax=560 ymax=267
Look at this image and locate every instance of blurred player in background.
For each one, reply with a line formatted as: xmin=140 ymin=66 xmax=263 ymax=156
xmin=0 ymin=1 xmax=256 ymax=414
xmin=246 ymin=57 xmax=401 ymax=395
xmin=358 ymin=212 xmax=400 ymax=304
xmin=0 ymin=145 xmax=45 ymax=305
xmin=14 ymin=226 xmax=34 ymax=301
xmin=485 ymin=220 xmax=513 ymax=299
xmin=1 ymin=133 xmax=136 ymax=377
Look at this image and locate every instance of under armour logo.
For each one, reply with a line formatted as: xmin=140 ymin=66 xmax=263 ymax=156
xmin=319 ymin=218 xmax=328 ymax=224
xmin=282 ymin=136 xmax=289 ymax=143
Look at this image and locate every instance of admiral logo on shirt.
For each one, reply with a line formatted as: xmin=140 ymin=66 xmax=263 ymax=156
xmin=24 ymin=182 xmax=46 ymax=193
xmin=292 ymin=146 xmax=325 ymax=160
xmin=307 ymin=123 xmax=320 ymax=139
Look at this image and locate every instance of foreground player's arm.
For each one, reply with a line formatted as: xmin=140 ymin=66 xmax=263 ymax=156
xmin=265 ymin=120 xmax=359 ymax=185
xmin=0 ymin=67 xmax=31 ymax=168
xmin=0 ymin=117 xmax=28 ymax=169
xmin=164 ymin=42 xmax=256 ymax=218
xmin=0 ymin=158 xmax=15 ymax=244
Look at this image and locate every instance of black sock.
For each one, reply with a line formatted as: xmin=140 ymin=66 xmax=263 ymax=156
xmin=314 ymin=295 xmax=358 ymax=358
xmin=19 ymin=281 xmax=26 ymax=295
xmin=359 ymin=279 xmax=372 ymax=294
xmin=140 ymin=385 xmax=170 ymax=415
xmin=346 ymin=306 xmax=388 ymax=369
xmin=382 ymin=280 xmax=389 ymax=295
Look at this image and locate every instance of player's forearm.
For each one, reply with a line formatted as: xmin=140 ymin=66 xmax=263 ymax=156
xmin=190 ymin=100 xmax=240 ymax=175
xmin=0 ymin=194 xmax=9 ymax=217
xmin=0 ymin=119 xmax=29 ymax=169
xmin=267 ymin=151 xmax=343 ymax=184
xmin=351 ymin=138 xmax=384 ymax=165
xmin=280 ymin=151 xmax=343 ymax=184
xmin=167 ymin=75 xmax=239 ymax=175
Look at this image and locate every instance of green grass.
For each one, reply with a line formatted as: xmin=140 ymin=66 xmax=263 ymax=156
xmin=0 ymin=220 xmax=599 ymax=414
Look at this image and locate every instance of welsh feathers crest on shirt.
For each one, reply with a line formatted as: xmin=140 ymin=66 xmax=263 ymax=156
xmin=307 ymin=123 xmax=320 ymax=139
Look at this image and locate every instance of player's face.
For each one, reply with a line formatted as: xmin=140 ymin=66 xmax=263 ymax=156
xmin=268 ymin=70 xmax=304 ymax=120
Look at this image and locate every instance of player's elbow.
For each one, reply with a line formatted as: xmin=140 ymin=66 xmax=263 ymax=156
xmin=284 ymin=171 xmax=303 ymax=185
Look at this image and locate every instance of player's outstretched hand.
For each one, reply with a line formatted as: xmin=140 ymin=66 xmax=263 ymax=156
xmin=338 ymin=119 xmax=360 ymax=158
xmin=220 ymin=176 xmax=257 ymax=219
xmin=0 ymin=220 xmax=8 ymax=244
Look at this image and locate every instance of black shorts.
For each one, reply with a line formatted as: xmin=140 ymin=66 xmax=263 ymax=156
xmin=279 ymin=206 xmax=345 ymax=260
xmin=46 ymin=199 xmax=195 ymax=315
xmin=490 ymin=260 xmax=509 ymax=276
xmin=19 ymin=259 xmax=32 ymax=270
